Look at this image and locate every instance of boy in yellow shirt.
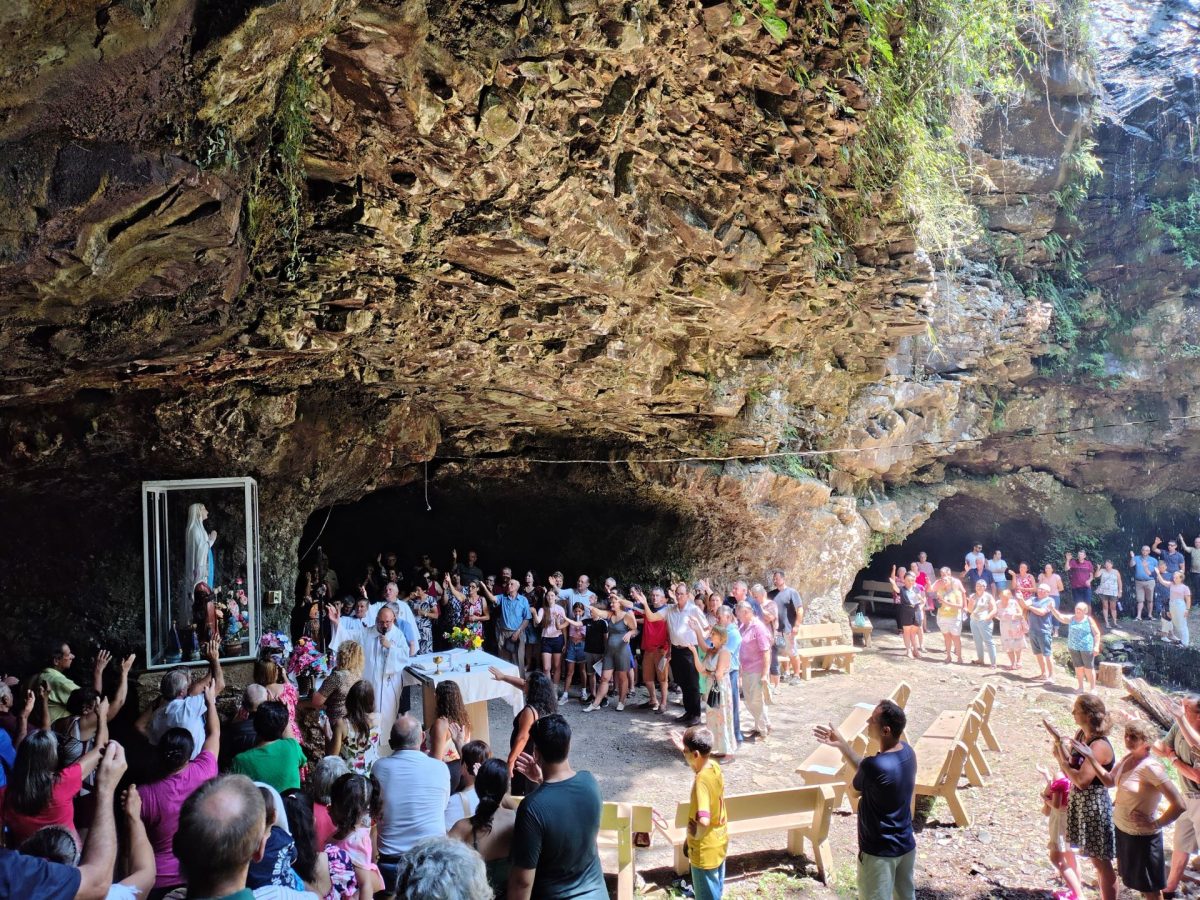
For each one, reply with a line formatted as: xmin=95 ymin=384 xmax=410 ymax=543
xmin=670 ymin=725 xmax=728 ymax=900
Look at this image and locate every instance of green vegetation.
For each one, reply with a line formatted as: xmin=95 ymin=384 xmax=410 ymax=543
xmin=1026 ymin=131 xmax=1130 ymax=385
xmin=843 ymin=0 xmax=1052 ymax=255
xmin=1150 ymin=180 xmax=1200 ymax=269
xmin=731 ymin=0 xmax=789 ymax=42
xmin=247 ymin=55 xmax=314 ymax=279
xmin=192 ymin=53 xmax=317 ymax=281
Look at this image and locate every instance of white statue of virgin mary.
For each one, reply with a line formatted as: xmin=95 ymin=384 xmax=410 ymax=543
xmin=184 ymin=503 xmax=215 ymax=592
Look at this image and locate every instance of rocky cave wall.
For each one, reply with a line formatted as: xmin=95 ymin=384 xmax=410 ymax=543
xmin=0 ymin=0 xmax=1197 ymax=671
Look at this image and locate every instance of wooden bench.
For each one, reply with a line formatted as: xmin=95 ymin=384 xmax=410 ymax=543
xmin=851 ymin=621 xmax=874 ymax=648
xmin=792 ymin=623 xmax=862 ymax=680
xmin=912 ymin=709 xmax=979 ymax=827
xmin=852 ymin=579 xmax=895 ymax=615
xmin=920 ymin=684 xmax=999 ymax=787
xmin=797 ymin=682 xmax=911 ymax=805
xmin=664 ymin=785 xmax=838 ymax=881
xmin=597 ymin=802 xmax=652 ymax=900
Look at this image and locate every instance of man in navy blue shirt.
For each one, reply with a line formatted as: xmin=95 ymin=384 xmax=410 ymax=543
xmin=815 ymin=699 xmax=917 ymax=900
xmin=1158 ymin=538 xmax=1187 ymax=578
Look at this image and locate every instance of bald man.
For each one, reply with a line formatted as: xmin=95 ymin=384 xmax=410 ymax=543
xmin=173 ymin=774 xmax=268 ymax=899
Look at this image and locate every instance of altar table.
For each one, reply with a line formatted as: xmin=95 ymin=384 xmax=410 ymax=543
xmin=402 ymin=648 xmax=524 ymax=745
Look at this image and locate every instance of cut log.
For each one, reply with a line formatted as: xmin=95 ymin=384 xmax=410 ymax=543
xmin=1123 ymin=676 xmax=1174 ymax=728
xmin=1097 ymin=662 xmax=1123 ymax=689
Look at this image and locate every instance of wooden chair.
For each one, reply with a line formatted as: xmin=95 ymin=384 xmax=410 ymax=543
xmin=792 ymin=623 xmax=862 ymax=680
xmin=664 ymin=785 xmax=838 ymax=882
xmin=912 ymin=710 xmax=979 ymax=827
xmin=797 ymin=681 xmax=912 ymax=806
xmin=852 ymin=579 xmax=896 ymax=615
xmin=598 ymin=802 xmax=652 ymax=900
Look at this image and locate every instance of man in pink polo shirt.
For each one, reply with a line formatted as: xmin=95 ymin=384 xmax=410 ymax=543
xmin=735 ymin=602 xmax=773 ymax=739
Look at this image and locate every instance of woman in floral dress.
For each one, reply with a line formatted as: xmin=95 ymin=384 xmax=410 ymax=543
xmin=688 ymin=620 xmax=736 ymax=760
xmin=1009 ymin=562 xmax=1038 ymax=601
xmin=447 ymin=578 xmax=489 ymax=640
xmin=996 ymin=589 xmax=1028 ymax=671
xmin=329 ymin=680 xmax=379 ymax=776
xmin=409 ymin=588 xmax=439 ymax=656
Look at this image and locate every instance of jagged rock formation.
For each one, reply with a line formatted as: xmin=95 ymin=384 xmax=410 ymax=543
xmin=0 ymin=0 xmax=1197 ymax=665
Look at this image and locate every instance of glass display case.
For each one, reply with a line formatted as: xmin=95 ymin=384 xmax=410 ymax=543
xmin=142 ymin=477 xmax=260 ymax=668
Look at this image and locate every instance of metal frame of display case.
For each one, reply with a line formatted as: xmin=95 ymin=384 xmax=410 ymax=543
xmin=142 ymin=477 xmax=261 ymax=669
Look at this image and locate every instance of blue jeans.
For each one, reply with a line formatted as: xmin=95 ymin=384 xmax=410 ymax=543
xmin=691 ymin=862 xmax=726 ymax=900
xmin=729 ymin=670 xmax=743 ymax=743
xmin=1072 ymin=586 xmax=1092 ymax=607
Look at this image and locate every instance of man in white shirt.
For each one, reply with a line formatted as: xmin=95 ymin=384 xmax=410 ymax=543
xmin=374 ymin=716 xmax=452 ymax=893
xmin=135 ymin=641 xmax=225 ymax=760
xmin=559 ymin=575 xmax=598 ymax=608
xmin=659 ymin=584 xmax=708 ymax=726
xmin=964 ymin=543 xmax=985 ymax=573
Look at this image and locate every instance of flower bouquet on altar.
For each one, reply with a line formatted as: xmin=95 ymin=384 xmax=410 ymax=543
xmin=444 ymin=626 xmax=483 ymax=651
xmin=259 ymin=631 xmax=292 ymax=665
xmin=286 ymin=636 xmax=329 ymax=695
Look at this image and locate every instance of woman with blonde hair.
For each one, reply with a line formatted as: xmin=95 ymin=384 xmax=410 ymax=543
xmin=688 ymin=621 xmax=735 ymax=760
xmin=997 ymin=589 xmax=1027 ymax=671
xmin=936 ymin=585 xmax=966 ymax=665
xmin=309 ymin=640 xmax=364 ymax=734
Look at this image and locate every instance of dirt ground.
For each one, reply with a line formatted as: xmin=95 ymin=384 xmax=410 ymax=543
xmin=475 ymin=615 xmax=1198 ymax=899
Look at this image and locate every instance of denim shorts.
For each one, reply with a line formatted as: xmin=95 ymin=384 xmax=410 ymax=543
xmin=565 ymin=640 xmax=586 ymax=663
xmin=1028 ymin=626 xmax=1052 ymax=656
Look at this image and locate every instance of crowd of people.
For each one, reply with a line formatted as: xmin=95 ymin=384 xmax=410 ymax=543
xmin=883 ymin=538 xmax=1197 ymax=692
xmin=0 ymin=547 xmax=816 ymax=900
xmin=7 ymin=535 xmax=1200 ymax=900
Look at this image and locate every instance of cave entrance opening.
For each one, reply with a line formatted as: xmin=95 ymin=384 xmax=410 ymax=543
xmin=296 ymin=465 xmax=707 ymax=612
xmin=862 ymin=492 xmax=1059 ymax=591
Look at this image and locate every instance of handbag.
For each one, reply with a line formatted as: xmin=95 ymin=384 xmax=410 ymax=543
xmin=773 ymin=632 xmax=787 ymax=651
xmin=706 ymin=683 xmax=723 ymax=708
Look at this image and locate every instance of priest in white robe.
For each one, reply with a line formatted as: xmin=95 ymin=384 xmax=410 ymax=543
xmin=332 ymin=583 xmax=418 ymax=649
xmin=328 ymin=604 xmax=417 ymax=753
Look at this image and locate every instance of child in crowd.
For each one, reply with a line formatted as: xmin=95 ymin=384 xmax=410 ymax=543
xmin=329 ymin=772 xmax=383 ymax=897
xmin=1038 ymin=763 xmax=1084 ymax=900
xmin=561 ymin=602 xmax=588 ymax=703
xmin=662 ymin=726 xmax=728 ymax=900
xmin=247 ymin=785 xmax=303 ymax=890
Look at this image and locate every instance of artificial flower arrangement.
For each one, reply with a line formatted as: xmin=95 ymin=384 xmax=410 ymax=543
xmin=260 ymin=630 xmax=292 ymax=660
xmin=444 ymin=626 xmax=484 ymax=650
xmin=286 ymin=636 xmax=330 ymax=679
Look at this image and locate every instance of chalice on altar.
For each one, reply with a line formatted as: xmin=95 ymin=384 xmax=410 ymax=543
xmin=433 ymin=655 xmax=444 ymax=675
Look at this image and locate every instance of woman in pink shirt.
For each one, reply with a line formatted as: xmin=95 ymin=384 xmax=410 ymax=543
xmin=138 ymin=681 xmax=220 ymax=893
